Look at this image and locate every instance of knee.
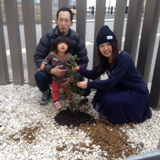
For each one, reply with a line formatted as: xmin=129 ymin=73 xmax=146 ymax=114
xmin=35 ymin=71 xmax=49 ymax=83
xmin=35 ymin=71 xmax=43 ymax=80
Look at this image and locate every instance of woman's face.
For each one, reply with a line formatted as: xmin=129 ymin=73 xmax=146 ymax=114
xmin=99 ymin=42 xmax=112 ymax=58
xmin=57 ymin=42 xmax=68 ymax=53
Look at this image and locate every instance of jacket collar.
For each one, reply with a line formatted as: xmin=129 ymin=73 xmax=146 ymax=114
xmin=54 ymin=25 xmax=71 ymax=37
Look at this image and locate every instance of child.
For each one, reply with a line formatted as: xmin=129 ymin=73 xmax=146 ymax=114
xmin=40 ymin=36 xmax=73 ymax=109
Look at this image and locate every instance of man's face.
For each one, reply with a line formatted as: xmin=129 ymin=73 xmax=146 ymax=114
xmin=56 ymin=11 xmax=73 ymax=36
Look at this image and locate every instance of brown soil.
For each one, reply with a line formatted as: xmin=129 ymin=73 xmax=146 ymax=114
xmin=54 ymin=108 xmax=96 ymax=127
xmin=55 ymin=109 xmax=144 ymax=160
xmin=8 ymin=108 xmax=143 ymax=160
xmin=9 ymin=122 xmax=42 ymax=144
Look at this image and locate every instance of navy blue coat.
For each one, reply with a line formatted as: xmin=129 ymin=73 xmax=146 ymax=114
xmin=80 ymin=51 xmax=149 ymax=94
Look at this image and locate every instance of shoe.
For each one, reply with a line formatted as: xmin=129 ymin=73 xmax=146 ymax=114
xmin=40 ymin=89 xmax=51 ymax=105
xmin=54 ymin=101 xmax=62 ymax=109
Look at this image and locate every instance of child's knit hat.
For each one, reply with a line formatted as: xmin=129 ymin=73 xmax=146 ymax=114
xmin=96 ymin=25 xmax=117 ymax=46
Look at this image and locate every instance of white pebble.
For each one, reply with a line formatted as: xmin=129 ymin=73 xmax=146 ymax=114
xmin=0 ymin=84 xmax=160 ymax=160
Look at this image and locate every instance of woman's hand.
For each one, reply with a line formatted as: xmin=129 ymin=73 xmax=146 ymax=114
xmin=77 ymin=81 xmax=88 ymax=89
xmin=72 ymin=65 xmax=80 ymax=71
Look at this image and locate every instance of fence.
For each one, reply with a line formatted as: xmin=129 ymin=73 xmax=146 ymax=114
xmin=0 ymin=0 xmax=160 ymax=113
xmin=88 ymin=6 xmax=116 ymax=15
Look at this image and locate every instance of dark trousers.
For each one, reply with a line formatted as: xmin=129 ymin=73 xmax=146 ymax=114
xmin=35 ymin=71 xmax=52 ymax=92
xmin=35 ymin=71 xmax=91 ymax=96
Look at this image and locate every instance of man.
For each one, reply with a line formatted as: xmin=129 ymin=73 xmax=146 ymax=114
xmin=34 ymin=7 xmax=89 ymax=105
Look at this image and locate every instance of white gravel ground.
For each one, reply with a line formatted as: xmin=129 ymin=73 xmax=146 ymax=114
xmin=0 ymin=84 xmax=160 ymax=160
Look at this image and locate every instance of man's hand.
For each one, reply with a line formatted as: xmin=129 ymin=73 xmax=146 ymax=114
xmin=77 ymin=81 xmax=88 ymax=89
xmin=40 ymin=63 xmax=45 ymax=71
xmin=60 ymin=78 xmax=72 ymax=87
xmin=50 ymin=65 xmax=67 ymax=77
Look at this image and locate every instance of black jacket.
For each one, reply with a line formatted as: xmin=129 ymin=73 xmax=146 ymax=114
xmin=34 ymin=26 xmax=89 ymax=75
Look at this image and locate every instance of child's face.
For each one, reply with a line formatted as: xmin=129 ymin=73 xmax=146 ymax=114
xmin=57 ymin=42 xmax=68 ymax=53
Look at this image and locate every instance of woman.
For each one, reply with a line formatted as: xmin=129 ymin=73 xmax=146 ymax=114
xmin=74 ymin=25 xmax=152 ymax=124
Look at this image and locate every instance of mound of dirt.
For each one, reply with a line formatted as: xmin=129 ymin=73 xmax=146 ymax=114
xmin=55 ymin=109 xmax=144 ymax=160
